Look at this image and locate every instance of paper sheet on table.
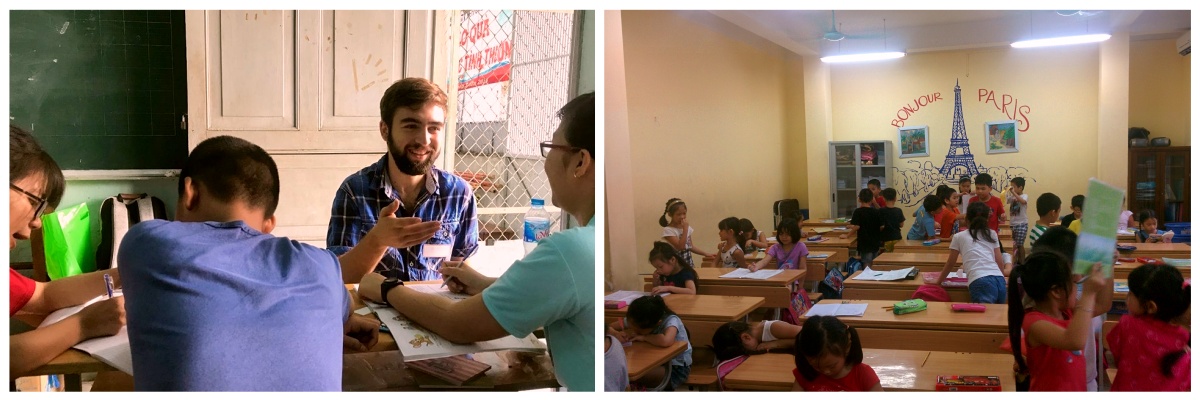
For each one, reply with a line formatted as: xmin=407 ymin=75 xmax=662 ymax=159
xmin=1162 ymin=257 xmax=1191 ymax=267
xmin=852 ymin=267 xmax=915 ymax=281
xmin=804 ymin=303 xmax=868 ymax=317
xmin=38 ymin=291 xmax=133 ymax=375
xmin=809 ymin=253 xmax=831 ymax=259
xmin=603 ymin=290 xmax=668 ymax=304
xmin=811 ymin=227 xmax=833 ymax=234
xmin=368 ymin=285 xmax=545 ymax=361
xmin=718 ymin=268 xmax=784 ymax=280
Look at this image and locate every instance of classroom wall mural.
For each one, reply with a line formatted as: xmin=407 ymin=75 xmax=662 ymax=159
xmin=890 ymin=80 xmax=1036 ymax=206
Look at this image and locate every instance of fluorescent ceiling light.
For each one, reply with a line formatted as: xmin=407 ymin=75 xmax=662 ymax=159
xmin=820 ymin=52 xmax=906 ymax=63
xmin=1011 ymin=34 xmax=1111 ymax=48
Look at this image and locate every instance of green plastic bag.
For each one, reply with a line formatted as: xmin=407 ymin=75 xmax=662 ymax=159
xmin=41 ymin=203 xmax=95 ymax=280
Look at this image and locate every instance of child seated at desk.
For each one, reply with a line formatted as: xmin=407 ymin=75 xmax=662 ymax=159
xmin=711 ymin=320 xmax=802 ymax=361
xmin=607 ymin=296 xmax=692 ymax=391
xmin=1135 ymin=210 xmax=1175 ymax=243
xmin=792 ymin=315 xmax=882 ymax=391
xmin=751 ymin=219 xmax=808 ymax=272
xmin=604 ymin=334 xmax=630 ymax=391
xmin=649 ymin=241 xmax=698 ymax=295
xmin=715 ymin=217 xmax=749 ymax=269
xmin=739 ymin=218 xmax=770 ymax=253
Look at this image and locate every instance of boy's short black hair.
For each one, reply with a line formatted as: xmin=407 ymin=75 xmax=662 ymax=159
xmin=1010 ymin=177 xmax=1025 ymax=188
xmin=179 ymin=136 xmax=281 ymax=217
xmin=959 ymin=175 xmax=972 ymax=184
xmin=857 ymin=188 xmax=873 ymax=204
xmin=974 ymin=173 xmax=993 ymax=188
xmin=1035 ymin=193 xmax=1062 ymax=217
xmin=922 ymin=195 xmax=942 ymax=214
xmin=867 ymin=179 xmax=881 ymax=188
xmin=1031 ymin=226 xmax=1077 ymax=260
xmin=880 ymin=187 xmax=897 ymax=201
xmin=1070 ymin=194 xmax=1086 ymax=210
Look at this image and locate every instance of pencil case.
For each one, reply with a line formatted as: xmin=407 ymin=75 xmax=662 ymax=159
xmin=951 ymin=304 xmax=987 ymax=312
xmin=892 ymin=299 xmax=927 ymax=315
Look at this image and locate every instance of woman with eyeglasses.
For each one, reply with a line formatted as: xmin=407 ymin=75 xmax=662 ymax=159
xmin=9 ymin=125 xmax=126 ymax=376
xmin=358 ymin=92 xmax=596 ymax=391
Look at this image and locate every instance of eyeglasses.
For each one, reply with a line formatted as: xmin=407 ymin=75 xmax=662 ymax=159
xmin=539 ymin=141 xmax=582 ymax=158
xmin=10 ymin=183 xmax=48 ymax=222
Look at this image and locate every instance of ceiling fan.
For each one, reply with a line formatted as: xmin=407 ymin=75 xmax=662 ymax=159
xmin=819 ymin=11 xmax=881 ymax=42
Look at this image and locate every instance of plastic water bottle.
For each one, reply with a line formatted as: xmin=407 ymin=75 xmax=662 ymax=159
xmin=523 ymin=198 xmax=552 ymax=254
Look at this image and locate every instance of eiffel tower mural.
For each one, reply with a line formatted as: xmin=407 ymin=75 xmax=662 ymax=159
xmin=938 ymin=80 xmax=981 ymax=179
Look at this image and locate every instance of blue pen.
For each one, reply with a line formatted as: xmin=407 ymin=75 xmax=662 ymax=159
xmin=103 ymin=274 xmax=114 ymax=298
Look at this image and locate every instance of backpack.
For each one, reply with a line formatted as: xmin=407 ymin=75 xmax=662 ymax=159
xmin=818 ymin=257 xmax=864 ymax=300
xmin=715 ymin=355 xmax=749 ymax=391
xmin=95 ymin=193 xmax=168 ymax=270
xmin=782 ymin=284 xmax=814 ymax=324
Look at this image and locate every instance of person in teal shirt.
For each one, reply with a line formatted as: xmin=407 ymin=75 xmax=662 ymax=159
xmin=360 ymin=92 xmax=596 ymax=391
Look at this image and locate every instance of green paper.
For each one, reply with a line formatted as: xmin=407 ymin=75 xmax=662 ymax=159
xmin=1072 ymin=179 xmax=1124 ymax=278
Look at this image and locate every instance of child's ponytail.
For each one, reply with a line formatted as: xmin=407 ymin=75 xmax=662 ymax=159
xmin=1007 ymin=263 xmax=1028 ymax=374
xmin=719 ymin=217 xmax=747 ymax=251
xmin=966 ymin=202 xmax=996 ymax=243
xmin=659 ymin=198 xmax=684 ymax=227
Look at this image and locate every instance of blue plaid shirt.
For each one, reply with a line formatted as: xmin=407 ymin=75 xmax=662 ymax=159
xmin=326 ymin=155 xmax=479 ymax=281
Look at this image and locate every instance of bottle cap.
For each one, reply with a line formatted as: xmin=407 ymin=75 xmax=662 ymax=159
xmin=531 ymin=198 xmax=544 ymax=207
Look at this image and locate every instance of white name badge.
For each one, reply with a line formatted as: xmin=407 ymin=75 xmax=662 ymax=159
xmin=424 ymin=243 xmax=452 ymax=259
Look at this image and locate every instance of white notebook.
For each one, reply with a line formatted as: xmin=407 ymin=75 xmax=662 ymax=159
xmin=804 ymin=303 xmax=868 ymax=317
xmin=719 ymin=268 xmax=784 ymax=280
xmin=38 ymin=291 xmax=133 ymax=375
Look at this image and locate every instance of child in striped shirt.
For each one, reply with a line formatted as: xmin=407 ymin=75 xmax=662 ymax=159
xmin=1029 ymin=193 xmax=1061 ymax=246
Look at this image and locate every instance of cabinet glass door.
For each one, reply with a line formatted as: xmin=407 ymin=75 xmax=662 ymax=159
xmin=832 ymin=144 xmax=859 ymax=219
xmin=1130 ymin=153 xmax=1157 ymax=222
xmin=1163 ymin=153 xmax=1188 ymax=223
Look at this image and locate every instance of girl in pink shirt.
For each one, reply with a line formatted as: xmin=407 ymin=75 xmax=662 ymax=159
xmin=791 ymin=315 xmax=882 ymax=391
xmin=1107 ymin=263 xmax=1190 ymax=391
xmin=1007 ymin=251 xmax=1110 ymax=391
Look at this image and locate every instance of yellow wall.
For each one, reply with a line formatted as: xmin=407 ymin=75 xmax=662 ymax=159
xmin=1129 ymin=37 xmax=1191 ymax=146
xmin=613 ymin=10 xmax=793 ymax=287
xmin=821 ymin=44 xmax=1107 ymax=229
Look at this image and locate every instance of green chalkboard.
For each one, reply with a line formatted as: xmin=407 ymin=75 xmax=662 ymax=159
xmin=10 ymin=10 xmax=188 ymax=170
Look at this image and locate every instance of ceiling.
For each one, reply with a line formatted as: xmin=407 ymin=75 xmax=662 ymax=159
xmin=708 ymin=10 xmax=1191 ymax=57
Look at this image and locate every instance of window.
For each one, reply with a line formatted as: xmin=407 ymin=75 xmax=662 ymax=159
xmin=446 ymin=10 xmax=580 ymax=242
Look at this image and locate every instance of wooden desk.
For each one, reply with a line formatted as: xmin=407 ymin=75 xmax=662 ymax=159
xmin=799 ymin=300 xmax=1009 ymax=354
xmin=843 ymin=271 xmax=971 ymax=302
xmin=606 ymin=294 xmax=764 ymax=349
xmin=624 ymin=341 xmax=687 ymax=381
xmin=22 ymin=285 xmax=560 ymax=391
xmin=721 ymin=350 xmax=1015 ymax=391
xmin=872 ymin=252 xmax=960 ymax=273
xmin=892 ymin=240 xmax=952 ymax=254
xmin=642 ymin=269 xmax=804 ymax=309
xmin=1118 ymin=243 xmax=1191 ymax=259
xmin=806 ymin=237 xmax=858 ymax=253
xmin=803 ymin=218 xmax=850 ymax=228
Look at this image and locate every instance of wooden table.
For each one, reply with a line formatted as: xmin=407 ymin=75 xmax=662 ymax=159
xmin=624 ymin=341 xmax=687 ymax=381
xmin=872 ymin=252 xmax=960 ymax=273
xmin=805 ymin=236 xmax=858 ymax=254
xmin=606 ymin=294 xmax=765 ymax=349
xmin=721 ymin=350 xmax=1016 ymax=391
xmin=21 ymin=284 xmax=560 ymax=391
xmin=803 ymin=218 xmax=850 ymax=228
xmin=1118 ymin=243 xmax=1191 ymax=259
xmin=892 ymin=240 xmax=952 ymax=254
xmin=667 ymin=268 xmax=804 ymax=309
xmin=799 ymin=300 xmax=1009 ymax=354
xmin=842 ymin=271 xmax=972 ymax=302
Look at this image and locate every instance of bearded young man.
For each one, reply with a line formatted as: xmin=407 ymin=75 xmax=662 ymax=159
xmin=327 ymin=78 xmax=479 ymax=283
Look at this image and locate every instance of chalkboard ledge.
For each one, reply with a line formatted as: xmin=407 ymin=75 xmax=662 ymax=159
xmin=63 ymin=170 xmax=181 ymax=181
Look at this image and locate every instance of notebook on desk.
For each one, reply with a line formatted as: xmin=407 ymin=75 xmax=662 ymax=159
xmin=38 ymin=291 xmax=133 ymax=375
xmin=804 ymin=303 xmax=868 ymax=317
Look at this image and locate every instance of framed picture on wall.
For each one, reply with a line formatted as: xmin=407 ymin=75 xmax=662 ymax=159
xmin=985 ymin=120 xmax=1019 ymax=154
xmin=898 ymin=125 xmax=929 ymax=158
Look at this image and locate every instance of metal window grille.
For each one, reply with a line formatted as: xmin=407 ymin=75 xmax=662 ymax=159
xmin=447 ymin=10 xmax=577 ymax=242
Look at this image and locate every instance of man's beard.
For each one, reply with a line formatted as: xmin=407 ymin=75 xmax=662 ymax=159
xmin=388 ymin=131 xmax=437 ymax=176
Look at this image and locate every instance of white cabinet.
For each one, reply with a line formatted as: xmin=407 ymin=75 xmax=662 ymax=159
xmin=186 ymin=10 xmax=438 ymax=153
xmin=828 ymin=141 xmax=893 ymax=219
xmin=185 ymin=10 xmax=441 ymax=245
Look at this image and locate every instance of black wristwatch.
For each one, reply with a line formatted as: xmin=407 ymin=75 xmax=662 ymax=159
xmin=380 ymin=277 xmax=403 ymax=306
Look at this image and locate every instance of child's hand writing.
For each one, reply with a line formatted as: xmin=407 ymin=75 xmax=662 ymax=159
xmin=650 ymin=286 xmax=672 ymax=296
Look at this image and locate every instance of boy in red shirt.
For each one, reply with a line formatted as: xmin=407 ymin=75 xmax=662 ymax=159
xmin=867 ymin=179 xmax=886 ymax=209
xmin=970 ymin=173 xmax=1006 ymax=233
